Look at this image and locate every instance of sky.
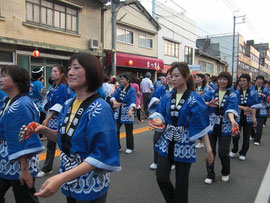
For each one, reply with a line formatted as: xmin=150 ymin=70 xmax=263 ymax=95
xmin=139 ymin=0 xmax=270 ymax=44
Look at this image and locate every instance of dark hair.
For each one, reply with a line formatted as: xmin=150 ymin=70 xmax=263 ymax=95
xmin=53 ymin=65 xmax=68 ymax=85
xmin=195 ymin=73 xmax=206 ymax=88
xmin=130 ymin=75 xmax=138 ymax=84
xmin=239 ymin=73 xmax=251 ymax=82
xmin=120 ymin=72 xmax=131 ymax=82
xmin=205 ymin=73 xmax=210 ymax=77
xmin=217 ymin=71 xmax=232 ymax=88
xmin=31 ymin=67 xmax=43 ymax=80
xmin=104 ymin=74 xmax=110 ymax=83
xmin=68 ymin=52 xmax=103 ymax=92
xmin=166 ymin=68 xmax=171 ymax=76
xmin=111 ymin=76 xmax=117 ymax=84
xmin=256 ymin=75 xmax=265 ymax=81
xmin=169 ymin=62 xmax=195 ymax=91
xmin=1 ymin=65 xmax=30 ymax=93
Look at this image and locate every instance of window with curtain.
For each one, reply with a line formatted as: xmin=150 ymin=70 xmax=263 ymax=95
xmin=184 ymin=46 xmax=193 ymax=65
xmin=116 ymin=27 xmax=133 ymax=44
xmin=164 ymin=40 xmax=179 ymax=58
xmin=139 ymin=34 xmax=153 ymax=48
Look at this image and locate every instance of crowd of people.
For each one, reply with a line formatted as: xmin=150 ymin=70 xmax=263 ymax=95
xmin=0 ymin=53 xmax=269 ymax=203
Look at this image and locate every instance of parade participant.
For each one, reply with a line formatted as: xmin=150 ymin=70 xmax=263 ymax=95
xmin=24 ymin=52 xmax=120 ymax=202
xmin=205 ymin=73 xmax=216 ymax=90
xmin=203 ymin=71 xmax=239 ymax=185
xmin=37 ymin=65 xmax=71 ymax=178
xmin=148 ymin=70 xmax=173 ymax=170
xmin=251 ymin=75 xmax=269 ymax=145
xmin=150 ymin=62 xmax=213 ymax=203
xmin=230 ymin=74 xmax=260 ymax=161
xmin=130 ymin=75 xmax=143 ymax=123
xmin=111 ymin=72 xmax=136 ymax=153
xmin=140 ymin=72 xmax=153 ymax=117
xmin=0 ymin=65 xmax=44 ymax=202
xmin=0 ymin=89 xmax=7 ymax=101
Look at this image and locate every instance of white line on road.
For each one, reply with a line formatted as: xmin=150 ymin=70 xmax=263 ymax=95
xmin=255 ymin=161 xmax=270 ymax=203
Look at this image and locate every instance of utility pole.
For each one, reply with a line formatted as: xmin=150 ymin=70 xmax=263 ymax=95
xmin=111 ymin=0 xmax=118 ymax=76
xmin=232 ymin=13 xmax=245 ymax=81
xmin=152 ymin=0 xmax=155 ymax=18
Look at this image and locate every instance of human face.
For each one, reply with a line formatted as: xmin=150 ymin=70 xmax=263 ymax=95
xmin=166 ymin=74 xmax=172 ymax=85
xmin=160 ymin=76 xmax=166 ymax=85
xmin=239 ymin=77 xmax=248 ymax=89
xmin=171 ymin=68 xmax=188 ymax=89
xmin=256 ymin=78 xmax=264 ymax=87
xmin=218 ymin=77 xmax=228 ymax=90
xmin=68 ymin=59 xmax=87 ymax=91
xmin=119 ymin=76 xmax=129 ymax=87
xmin=195 ymin=75 xmax=203 ymax=85
xmin=51 ymin=66 xmax=63 ymax=83
xmin=0 ymin=72 xmax=17 ymax=93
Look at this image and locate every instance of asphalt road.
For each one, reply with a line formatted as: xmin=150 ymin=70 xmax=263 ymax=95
xmin=4 ymin=119 xmax=270 ymax=203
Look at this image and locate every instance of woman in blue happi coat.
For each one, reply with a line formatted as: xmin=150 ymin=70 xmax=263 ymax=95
xmin=194 ymin=73 xmax=212 ymax=96
xmin=111 ymin=72 xmax=136 ymax=154
xmin=25 ymin=52 xmax=120 ymax=202
xmin=202 ymin=71 xmax=239 ymax=185
xmin=230 ymin=74 xmax=260 ymax=161
xmin=0 ymin=65 xmax=44 ymax=203
xmin=150 ymin=62 xmax=213 ymax=203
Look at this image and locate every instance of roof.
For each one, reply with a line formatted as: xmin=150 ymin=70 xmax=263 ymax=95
xmin=195 ymin=48 xmax=228 ymax=66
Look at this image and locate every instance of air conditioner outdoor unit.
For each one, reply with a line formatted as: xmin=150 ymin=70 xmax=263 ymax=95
xmin=89 ymin=39 xmax=99 ymax=50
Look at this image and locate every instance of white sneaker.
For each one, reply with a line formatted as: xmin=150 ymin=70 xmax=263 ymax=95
xmin=263 ymin=124 xmax=266 ymax=128
xmin=204 ymin=178 xmax=213 ymax=184
xmin=195 ymin=143 xmax=204 ymax=149
xmin=254 ymin=142 xmax=260 ymax=146
xmin=171 ymin=165 xmax=175 ymax=170
xmin=229 ymin=152 xmax=236 ymax=158
xmin=125 ymin=149 xmax=133 ymax=154
xmin=221 ymin=175 xmax=229 ymax=182
xmin=239 ymin=155 xmax=246 ymax=161
xmin=36 ymin=170 xmax=53 ymax=178
xmin=150 ymin=163 xmax=157 ymax=170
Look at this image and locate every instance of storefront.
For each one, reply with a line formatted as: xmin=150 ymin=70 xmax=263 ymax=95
xmin=106 ymin=52 xmax=164 ymax=81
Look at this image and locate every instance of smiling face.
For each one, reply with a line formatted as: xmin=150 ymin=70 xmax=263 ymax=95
xmin=218 ymin=77 xmax=228 ymax=90
xmin=239 ymin=77 xmax=248 ymax=89
xmin=119 ymin=76 xmax=129 ymax=86
xmin=195 ymin=75 xmax=203 ymax=85
xmin=68 ymin=59 xmax=87 ymax=91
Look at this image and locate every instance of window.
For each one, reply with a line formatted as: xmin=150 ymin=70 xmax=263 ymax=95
xmin=116 ymin=28 xmax=133 ymax=44
xmin=0 ymin=51 xmax=14 ymax=63
xmin=164 ymin=40 xmax=179 ymax=58
xmin=139 ymin=34 xmax=153 ymax=48
xmin=184 ymin=46 xmax=193 ymax=65
xmin=198 ymin=60 xmax=214 ymax=74
xmin=26 ymin=0 xmax=78 ymax=32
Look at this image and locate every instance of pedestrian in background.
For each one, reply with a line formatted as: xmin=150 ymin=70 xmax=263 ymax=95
xmin=131 ymin=75 xmax=143 ymax=123
xmin=25 ymin=52 xmax=120 ymax=202
xmin=0 ymin=65 xmax=44 ymax=203
xmin=140 ymin=72 xmax=153 ymax=117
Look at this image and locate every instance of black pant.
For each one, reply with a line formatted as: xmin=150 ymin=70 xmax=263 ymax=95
xmin=41 ymin=139 xmax=56 ymax=172
xmin=254 ymin=117 xmax=265 ymax=143
xmin=156 ymin=154 xmax=191 ymax=203
xmin=232 ymin=123 xmax=252 ymax=156
xmin=0 ymin=178 xmax=39 ymax=203
xmin=136 ymin=108 xmax=141 ymax=122
xmin=206 ymin=132 xmax=231 ymax=179
xmin=116 ymin=121 xmax=134 ymax=150
xmin=142 ymin=93 xmax=151 ymax=117
xmin=66 ymin=192 xmax=107 ymax=203
xmin=153 ymin=130 xmax=162 ymax=164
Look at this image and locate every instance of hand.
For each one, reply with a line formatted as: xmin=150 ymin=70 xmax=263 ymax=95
xmin=113 ymin=101 xmax=121 ymax=108
xmin=253 ymin=119 xmax=257 ymax=127
xmin=207 ymin=99 xmax=218 ymax=107
xmin=260 ymin=93 xmax=266 ymax=98
xmin=42 ymin=119 xmax=49 ymax=127
xmin=231 ymin=120 xmax=240 ymax=134
xmin=155 ymin=99 xmax=160 ymax=104
xmin=34 ymin=174 xmax=63 ymax=198
xmin=20 ymin=170 xmax=33 ymax=188
xmin=25 ymin=122 xmax=47 ymax=136
xmin=198 ymin=91 xmax=204 ymax=96
xmin=152 ymin=118 xmax=162 ymax=126
xmin=205 ymin=151 xmax=214 ymax=165
xmin=128 ymin=109 xmax=133 ymax=117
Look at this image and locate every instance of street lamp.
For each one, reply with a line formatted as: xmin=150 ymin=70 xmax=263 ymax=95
xmin=232 ymin=12 xmax=245 ymax=81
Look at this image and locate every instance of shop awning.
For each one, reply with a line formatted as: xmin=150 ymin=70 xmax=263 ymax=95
xmin=107 ymin=52 xmax=164 ymax=71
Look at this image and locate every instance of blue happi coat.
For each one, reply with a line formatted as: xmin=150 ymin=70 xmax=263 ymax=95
xmin=203 ymin=89 xmax=239 ymax=136
xmin=0 ymin=96 xmax=44 ymax=180
xmin=58 ymin=98 xmax=121 ymax=201
xmin=150 ymin=90 xmax=211 ymax=163
xmin=195 ymin=85 xmax=211 ymax=95
xmin=29 ymin=80 xmax=44 ymax=112
xmin=236 ymin=88 xmax=260 ymax=124
xmin=148 ymin=84 xmax=171 ymax=113
xmin=111 ymin=85 xmax=136 ymax=124
xmin=251 ymin=85 xmax=269 ymax=117
xmin=47 ymin=83 xmax=72 ymax=129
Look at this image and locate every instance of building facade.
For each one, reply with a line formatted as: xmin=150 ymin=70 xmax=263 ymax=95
xmin=0 ymin=0 xmax=104 ymax=87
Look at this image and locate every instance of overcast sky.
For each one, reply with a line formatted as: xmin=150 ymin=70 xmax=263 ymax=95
xmin=140 ymin=0 xmax=270 ymax=44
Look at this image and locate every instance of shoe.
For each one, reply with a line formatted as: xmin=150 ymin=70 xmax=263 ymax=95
xmin=221 ymin=175 xmax=229 ymax=182
xmin=254 ymin=142 xmax=260 ymax=146
xmin=229 ymin=151 xmax=236 ymax=158
xmin=36 ymin=170 xmax=53 ymax=178
xmin=125 ymin=149 xmax=133 ymax=154
xmin=118 ymin=147 xmax=123 ymax=152
xmin=171 ymin=165 xmax=175 ymax=170
xmin=239 ymin=155 xmax=246 ymax=161
xmin=250 ymin=137 xmax=254 ymax=141
xmin=150 ymin=163 xmax=157 ymax=170
xmin=195 ymin=143 xmax=204 ymax=149
xmin=204 ymin=178 xmax=213 ymax=185
xmin=263 ymin=124 xmax=266 ymax=128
